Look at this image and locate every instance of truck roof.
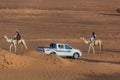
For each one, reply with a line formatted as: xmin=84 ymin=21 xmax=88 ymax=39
xmin=50 ymin=43 xmax=69 ymax=45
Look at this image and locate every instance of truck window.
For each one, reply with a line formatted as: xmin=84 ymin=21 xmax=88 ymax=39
xmin=65 ymin=45 xmax=72 ymax=49
xmin=58 ymin=45 xmax=64 ymax=49
xmin=50 ymin=43 xmax=56 ymax=48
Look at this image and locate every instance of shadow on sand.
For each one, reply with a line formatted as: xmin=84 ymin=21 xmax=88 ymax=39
xmin=100 ymin=13 xmax=120 ymax=16
xmin=83 ymin=73 xmax=120 ymax=80
xmin=80 ymin=58 xmax=120 ymax=65
xmin=103 ymin=49 xmax=120 ymax=54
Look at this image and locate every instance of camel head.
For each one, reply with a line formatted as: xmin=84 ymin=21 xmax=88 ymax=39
xmin=80 ymin=37 xmax=90 ymax=44
xmin=4 ymin=35 xmax=13 ymax=43
xmin=4 ymin=35 xmax=7 ymax=39
xmin=80 ymin=37 xmax=85 ymax=40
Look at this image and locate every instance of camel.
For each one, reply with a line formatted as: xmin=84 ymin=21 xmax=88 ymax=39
xmin=4 ymin=35 xmax=28 ymax=53
xmin=80 ymin=37 xmax=103 ymax=54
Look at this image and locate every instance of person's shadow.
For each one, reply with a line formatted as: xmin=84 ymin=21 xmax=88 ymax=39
xmin=100 ymin=13 xmax=120 ymax=16
xmin=103 ymin=49 xmax=120 ymax=54
xmin=80 ymin=57 xmax=120 ymax=65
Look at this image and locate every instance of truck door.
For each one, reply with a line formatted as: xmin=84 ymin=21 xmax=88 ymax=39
xmin=57 ymin=44 xmax=72 ymax=56
xmin=64 ymin=45 xmax=72 ymax=56
xmin=56 ymin=44 xmax=65 ymax=56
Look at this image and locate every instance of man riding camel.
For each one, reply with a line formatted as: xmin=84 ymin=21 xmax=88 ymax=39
xmin=13 ymin=30 xmax=21 ymax=41
xmin=90 ymin=32 xmax=96 ymax=42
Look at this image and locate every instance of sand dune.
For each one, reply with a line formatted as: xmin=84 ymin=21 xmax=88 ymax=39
xmin=0 ymin=50 xmax=36 ymax=69
xmin=23 ymin=51 xmax=72 ymax=66
xmin=0 ymin=50 xmax=72 ymax=69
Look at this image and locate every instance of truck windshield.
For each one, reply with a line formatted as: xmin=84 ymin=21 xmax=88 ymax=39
xmin=50 ymin=43 xmax=56 ymax=48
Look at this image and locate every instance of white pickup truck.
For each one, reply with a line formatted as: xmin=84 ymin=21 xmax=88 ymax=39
xmin=37 ymin=43 xmax=82 ymax=59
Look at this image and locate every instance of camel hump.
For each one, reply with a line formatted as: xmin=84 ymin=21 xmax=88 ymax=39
xmin=94 ymin=38 xmax=101 ymax=41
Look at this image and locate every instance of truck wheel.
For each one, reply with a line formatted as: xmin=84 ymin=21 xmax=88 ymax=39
xmin=73 ymin=53 xmax=79 ymax=59
xmin=50 ymin=52 xmax=56 ymax=55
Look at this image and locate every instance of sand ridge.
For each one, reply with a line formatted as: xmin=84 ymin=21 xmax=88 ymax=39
xmin=23 ymin=51 xmax=73 ymax=67
xmin=0 ymin=49 xmax=73 ymax=69
xmin=0 ymin=50 xmax=37 ymax=69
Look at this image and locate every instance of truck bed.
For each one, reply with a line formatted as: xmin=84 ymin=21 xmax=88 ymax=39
xmin=37 ymin=47 xmax=49 ymax=52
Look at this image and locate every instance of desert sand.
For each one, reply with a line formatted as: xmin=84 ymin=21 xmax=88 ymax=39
xmin=0 ymin=0 xmax=119 ymax=80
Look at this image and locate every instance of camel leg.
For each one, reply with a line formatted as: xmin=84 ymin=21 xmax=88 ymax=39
xmin=88 ymin=46 xmax=91 ymax=54
xmin=97 ymin=41 xmax=103 ymax=53
xmin=21 ymin=40 xmax=28 ymax=50
xmin=14 ymin=44 xmax=17 ymax=53
xmin=23 ymin=42 xmax=28 ymax=50
xmin=100 ymin=44 xmax=103 ymax=53
xmin=19 ymin=44 xmax=24 ymax=53
xmin=98 ymin=41 xmax=103 ymax=51
xmin=91 ymin=46 xmax=95 ymax=54
xmin=98 ymin=43 xmax=102 ymax=51
xmin=10 ymin=44 xmax=13 ymax=52
xmin=24 ymin=43 xmax=28 ymax=50
xmin=100 ymin=44 xmax=103 ymax=51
